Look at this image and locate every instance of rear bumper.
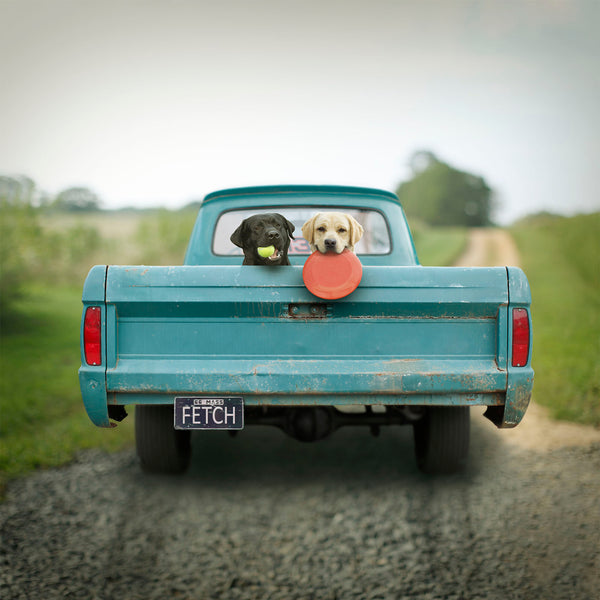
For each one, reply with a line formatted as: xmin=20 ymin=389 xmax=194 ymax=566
xmin=80 ymin=358 xmax=533 ymax=429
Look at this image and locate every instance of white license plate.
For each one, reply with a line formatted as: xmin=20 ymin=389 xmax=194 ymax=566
xmin=174 ymin=397 xmax=244 ymax=430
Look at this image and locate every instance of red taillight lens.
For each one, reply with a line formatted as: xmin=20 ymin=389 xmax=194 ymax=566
xmin=84 ymin=306 xmax=102 ymax=365
xmin=512 ymin=308 xmax=530 ymax=367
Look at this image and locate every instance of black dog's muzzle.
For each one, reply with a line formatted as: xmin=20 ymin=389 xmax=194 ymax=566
xmin=265 ymin=229 xmax=282 ymax=244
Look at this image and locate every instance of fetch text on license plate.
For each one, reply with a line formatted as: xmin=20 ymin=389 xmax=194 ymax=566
xmin=174 ymin=397 xmax=244 ymax=430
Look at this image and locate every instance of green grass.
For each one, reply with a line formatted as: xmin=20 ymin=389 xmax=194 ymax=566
xmin=135 ymin=208 xmax=197 ymax=265
xmin=511 ymin=213 xmax=600 ymax=426
xmin=0 ymin=284 xmax=134 ymax=491
xmin=411 ymin=225 xmax=468 ymax=266
xmin=0 ymin=208 xmax=193 ymax=491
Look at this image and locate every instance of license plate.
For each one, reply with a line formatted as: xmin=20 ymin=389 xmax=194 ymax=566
xmin=174 ymin=397 xmax=244 ymax=430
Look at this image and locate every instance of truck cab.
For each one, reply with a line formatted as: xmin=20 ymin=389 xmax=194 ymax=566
xmin=184 ymin=185 xmax=418 ymax=267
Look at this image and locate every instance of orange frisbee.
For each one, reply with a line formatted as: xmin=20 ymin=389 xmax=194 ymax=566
xmin=302 ymin=249 xmax=363 ymax=299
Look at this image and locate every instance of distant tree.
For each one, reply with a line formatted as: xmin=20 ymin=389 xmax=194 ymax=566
xmin=53 ymin=186 xmax=101 ymax=211
xmin=0 ymin=175 xmax=37 ymax=205
xmin=396 ymin=152 xmax=494 ymax=227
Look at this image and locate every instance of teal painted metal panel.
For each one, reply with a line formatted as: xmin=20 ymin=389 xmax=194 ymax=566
xmin=101 ymin=265 xmax=509 ymax=404
xmin=503 ymin=266 xmax=534 ymax=426
xmin=105 ymin=265 xmax=507 ymax=304
xmin=503 ymin=369 xmax=534 ymax=427
xmin=114 ymin=319 xmax=498 ymax=360
xmin=202 ymin=184 xmax=400 ymax=204
xmin=79 ymin=265 xmax=110 ymax=427
xmin=79 ymin=368 xmax=110 ymax=427
xmin=106 ymin=358 xmax=505 ymax=396
xmin=507 ymin=267 xmax=532 ymax=305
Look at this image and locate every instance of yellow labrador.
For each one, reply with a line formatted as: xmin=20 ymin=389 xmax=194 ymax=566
xmin=301 ymin=212 xmax=364 ymax=254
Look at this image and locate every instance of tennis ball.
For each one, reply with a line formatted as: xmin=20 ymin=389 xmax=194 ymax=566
xmin=257 ymin=245 xmax=275 ymax=258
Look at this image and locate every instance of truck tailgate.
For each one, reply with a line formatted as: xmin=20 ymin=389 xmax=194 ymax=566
xmin=102 ymin=265 xmax=509 ymax=406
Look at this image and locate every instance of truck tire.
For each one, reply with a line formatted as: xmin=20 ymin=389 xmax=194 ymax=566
xmin=413 ymin=406 xmax=470 ymax=474
xmin=135 ymin=405 xmax=191 ymax=474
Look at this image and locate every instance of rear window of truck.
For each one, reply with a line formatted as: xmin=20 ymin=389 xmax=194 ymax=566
xmin=213 ymin=207 xmax=391 ymax=256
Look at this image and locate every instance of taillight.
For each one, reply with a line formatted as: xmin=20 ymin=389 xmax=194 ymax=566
xmin=512 ymin=308 xmax=530 ymax=367
xmin=84 ymin=306 xmax=102 ymax=365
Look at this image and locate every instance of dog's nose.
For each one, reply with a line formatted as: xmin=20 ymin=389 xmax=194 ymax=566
xmin=268 ymin=230 xmax=281 ymax=242
xmin=324 ymin=238 xmax=337 ymax=250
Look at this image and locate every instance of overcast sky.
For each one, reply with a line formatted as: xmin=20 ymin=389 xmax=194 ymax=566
xmin=1 ymin=0 xmax=599 ymax=223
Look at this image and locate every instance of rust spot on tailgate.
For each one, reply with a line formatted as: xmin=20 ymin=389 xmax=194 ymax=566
xmin=286 ymin=303 xmax=331 ymax=319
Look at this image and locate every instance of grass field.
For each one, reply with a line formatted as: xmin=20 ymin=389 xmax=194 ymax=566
xmin=511 ymin=213 xmax=600 ymax=426
xmin=411 ymin=225 xmax=468 ymax=266
xmin=0 ymin=285 xmax=134 ymax=491
xmin=0 ymin=208 xmax=210 ymax=491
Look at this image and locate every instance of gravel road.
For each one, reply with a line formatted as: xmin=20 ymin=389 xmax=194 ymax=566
xmin=2 ymin=230 xmax=599 ymax=599
xmin=1 ymin=418 xmax=599 ymax=600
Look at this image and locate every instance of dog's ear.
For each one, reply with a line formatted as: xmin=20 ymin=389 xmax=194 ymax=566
xmin=347 ymin=215 xmax=364 ymax=251
xmin=301 ymin=213 xmax=319 ymax=245
xmin=230 ymin=220 xmax=247 ymax=248
xmin=276 ymin=213 xmax=295 ymax=240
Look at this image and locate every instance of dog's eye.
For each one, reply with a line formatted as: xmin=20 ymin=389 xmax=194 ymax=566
xmin=338 ymin=228 xmax=347 ymax=234
xmin=317 ymin=226 xmax=326 ymax=233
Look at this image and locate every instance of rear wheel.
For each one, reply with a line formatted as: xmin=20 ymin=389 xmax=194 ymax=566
xmin=135 ymin=405 xmax=191 ymax=474
xmin=413 ymin=406 xmax=470 ymax=474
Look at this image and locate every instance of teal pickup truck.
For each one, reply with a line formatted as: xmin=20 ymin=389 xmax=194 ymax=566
xmin=79 ymin=185 xmax=533 ymax=474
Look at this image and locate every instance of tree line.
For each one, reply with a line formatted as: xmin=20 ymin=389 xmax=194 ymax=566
xmin=0 ymin=175 xmax=101 ymax=212
xmin=0 ymin=175 xmax=102 ymax=321
xmin=2 ymin=151 xmax=495 ymax=225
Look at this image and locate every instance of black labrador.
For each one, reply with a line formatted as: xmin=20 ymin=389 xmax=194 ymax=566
xmin=230 ymin=213 xmax=295 ymax=265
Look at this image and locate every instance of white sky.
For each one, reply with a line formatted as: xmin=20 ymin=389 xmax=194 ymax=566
xmin=1 ymin=0 xmax=599 ymax=223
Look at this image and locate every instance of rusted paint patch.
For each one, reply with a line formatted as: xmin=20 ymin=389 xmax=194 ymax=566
xmin=501 ymin=374 xmax=533 ymax=427
xmin=286 ymin=303 xmax=331 ymax=319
